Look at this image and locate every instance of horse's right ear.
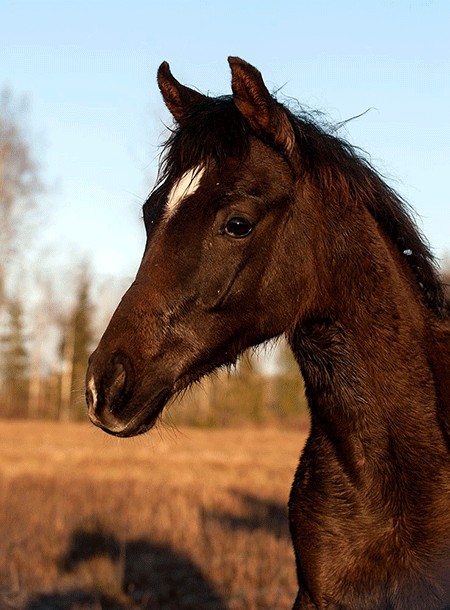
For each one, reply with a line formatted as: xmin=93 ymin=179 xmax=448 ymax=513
xmin=228 ymin=57 xmax=295 ymax=155
xmin=157 ymin=62 xmax=206 ymax=125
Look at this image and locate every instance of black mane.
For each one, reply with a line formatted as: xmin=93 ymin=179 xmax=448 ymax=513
xmin=158 ymin=94 xmax=449 ymax=318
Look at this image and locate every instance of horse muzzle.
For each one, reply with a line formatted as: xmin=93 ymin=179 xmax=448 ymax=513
xmin=86 ymin=351 xmax=172 ymax=437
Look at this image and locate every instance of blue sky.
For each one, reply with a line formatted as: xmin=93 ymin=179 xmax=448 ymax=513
xmin=1 ymin=0 xmax=449 ymax=278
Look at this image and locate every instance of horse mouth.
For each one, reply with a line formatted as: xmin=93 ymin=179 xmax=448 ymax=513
xmin=91 ymin=387 xmax=172 ymax=438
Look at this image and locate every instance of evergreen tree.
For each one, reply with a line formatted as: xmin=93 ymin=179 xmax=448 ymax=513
xmin=72 ymin=273 xmax=94 ymax=393
xmin=1 ymin=297 xmax=29 ymax=414
xmin=60 ymin=266 xmax=95 ymax=421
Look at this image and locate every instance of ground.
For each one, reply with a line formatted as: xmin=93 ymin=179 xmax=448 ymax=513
xmin=0 ymin=420 xmax=308 ymax=610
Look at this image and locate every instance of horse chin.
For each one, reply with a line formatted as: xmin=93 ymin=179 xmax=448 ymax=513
xmin=90 ymin=387 xmax=172 ymax=438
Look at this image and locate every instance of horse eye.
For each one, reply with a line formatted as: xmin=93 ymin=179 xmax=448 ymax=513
xmin=224 ymin=217 xmax=254 ymax=238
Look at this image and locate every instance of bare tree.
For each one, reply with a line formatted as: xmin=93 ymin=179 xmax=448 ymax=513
xmin=27 ymin=266 xmax=60 ymax=418
xmin=0 ymin=87 xmax=43 ymax=309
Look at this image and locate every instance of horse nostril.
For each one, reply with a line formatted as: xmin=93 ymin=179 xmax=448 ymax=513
xmin=86 ymin=354 xmax=133 ymax=424
xmin=106 ymin=361 xmax=127 ymax=411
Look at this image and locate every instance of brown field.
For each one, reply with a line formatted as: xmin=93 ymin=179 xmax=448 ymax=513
xmin=0 ymin=420 xmax=309 ymax=610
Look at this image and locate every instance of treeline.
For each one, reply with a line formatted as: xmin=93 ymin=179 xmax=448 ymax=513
xmin=0 ymin=264 xmax=95 ymax=421
xmin=0 ymin=248 xmax=310 ymax=424
xmin=0 ymin=87 xmax=97 ymax=422
xmin=0 ymin=258 xmax=309 ymax=424
xmin=0 ymin=279 xmax=309 ymax=424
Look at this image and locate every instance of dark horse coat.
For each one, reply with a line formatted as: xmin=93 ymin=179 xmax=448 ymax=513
xmin=87 ymin=58 xmax=450 ymax=610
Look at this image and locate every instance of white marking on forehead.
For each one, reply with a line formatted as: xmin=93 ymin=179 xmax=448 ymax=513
xmin=166 ymin=166 xmax=205 ymax=217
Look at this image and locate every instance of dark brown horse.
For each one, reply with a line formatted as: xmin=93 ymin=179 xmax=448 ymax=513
xmin=86 ymin=58 xmax=450 ymax=609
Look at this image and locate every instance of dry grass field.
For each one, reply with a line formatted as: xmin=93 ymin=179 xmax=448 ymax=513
xmin=0 ymin=420 xmax=309 ymax=610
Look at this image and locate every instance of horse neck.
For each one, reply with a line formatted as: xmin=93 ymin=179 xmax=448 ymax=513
xmin=289 ymin=206 xmax=450 ymax=477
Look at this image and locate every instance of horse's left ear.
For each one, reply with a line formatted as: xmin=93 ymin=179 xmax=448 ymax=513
xmin=228 ymin=57 xmax=295 ymax=155
xmin=158 ymin=61 xmax=206 ymax=125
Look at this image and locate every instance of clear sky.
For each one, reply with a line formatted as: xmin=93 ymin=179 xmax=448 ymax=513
xmin=1 ymin=0 xmax=449 ymax=279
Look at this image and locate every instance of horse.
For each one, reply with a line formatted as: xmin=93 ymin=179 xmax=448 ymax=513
xmin=86 ymin=57 xmax=450 ymax=609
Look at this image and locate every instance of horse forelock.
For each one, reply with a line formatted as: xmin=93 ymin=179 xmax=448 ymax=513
xmin=158 ymin=96 xmax=250 ymax=183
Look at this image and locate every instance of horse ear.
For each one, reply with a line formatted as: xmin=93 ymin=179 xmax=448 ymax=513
xmin=157 ymin=61 xmax=206 ymax=124
xmin=228 ymin=57 xmax=295 ymax=155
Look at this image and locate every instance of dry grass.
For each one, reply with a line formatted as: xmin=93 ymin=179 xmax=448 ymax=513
xmin=0 ymin=420 xmax=309 ymax=610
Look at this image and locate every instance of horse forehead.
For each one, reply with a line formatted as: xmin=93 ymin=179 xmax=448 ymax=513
xmin=165 ymin=166 xmax=206 ymax=217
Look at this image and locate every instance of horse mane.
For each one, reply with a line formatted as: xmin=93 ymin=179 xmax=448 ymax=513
xmin=158 ymin=94 xmax=449 ymax=320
